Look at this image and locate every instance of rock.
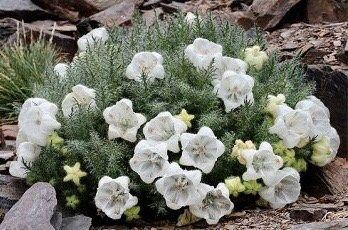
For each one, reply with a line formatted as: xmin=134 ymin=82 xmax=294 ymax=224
xmin=0 ymin=174 xmax=27 ymax=218
xmin=250 ymin=0 xmax=302 ymax=30
xmin=226 ymin=11 xmax=255 ymax=30
xmin=295 ymin=218 xmax=348 ymax=230
xmin=0 ymin=161 xmax=11 ymax=172
xmin=0 ymin=182 xmax=56 ymax=230
xmin=142 ymin=8 xmax=164 ymax=27
xmin=33 ymin=0 xmax=144 ymax=21
xmin=61 ymin=215 xmax=92 ymax=230
xmin=1 ymin=18 xmax=77 ymax=58
xmin=306 ymin=0 xmax=348 ymax=24
xmin=160 ymin=2 xmax=185 ymax=13
xmin=84 ymin=0 xmax=132 ymax=11
xmin=142 ymin=0 xmax=163 ymax=9
xmin=305 ymin=65 xmax=347 ymax=157
xmin=333 ymin=40 xmax=342 ymax=47
xmin=0 ymin=0 xmax=56 ymax=22
xmin=0 ymin=150 xmax=14 ymax=160
xmin=90 ymin=1 xmax=136 ymax=27
xmin=290 ymin=208 xmax=327 ymax=222
xmin=1 ymin=125 xmax=18 ymax=140
xmin=31 ymin=0 xmax=80 ymax=22
xmin=51 ymin=212 xmax=63 ymax=230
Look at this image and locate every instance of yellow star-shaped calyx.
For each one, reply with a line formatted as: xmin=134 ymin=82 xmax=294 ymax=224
xmin=175 ymin=109 xmax=194 ymax=128
xmin=63 ymin=162 xmax=87 ymax=186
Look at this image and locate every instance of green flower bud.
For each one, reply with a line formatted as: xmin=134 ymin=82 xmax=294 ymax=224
xmin=47 ymin=132 xmax=64 ymax=147
xmin=224 ymin=176 xmax=245 ymax=197
xmin=243 ymin=180 xmax=262 ymax=195
xmin=66 ymin=195 xmax=79 ymax=209
xmin=292 ymin=158 xmax=307 ymax=172
xmin=273 ymin=141 xmax=287 ymax=156
xmin=124 ymin=206 xmax=140 ymax=221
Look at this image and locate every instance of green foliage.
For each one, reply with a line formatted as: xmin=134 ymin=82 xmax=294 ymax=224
xmin=28 ymin=14 xmax=314 ymax=220
xmin=0 ymin=40 xmax=57 ymax=121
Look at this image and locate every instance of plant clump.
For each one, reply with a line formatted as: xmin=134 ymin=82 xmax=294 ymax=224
xmin=9 ymin=14 xmax=340 ymax=225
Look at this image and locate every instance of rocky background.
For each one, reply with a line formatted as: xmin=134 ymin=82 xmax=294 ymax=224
xmin=0 ymin=0 xmax=347 ymax=229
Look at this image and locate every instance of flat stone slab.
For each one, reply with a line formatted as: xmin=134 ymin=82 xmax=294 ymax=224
xmin=0 ymin=182 xmax=57 ymax=230
xmin=61 ymin=215 xmax=92 ymax=230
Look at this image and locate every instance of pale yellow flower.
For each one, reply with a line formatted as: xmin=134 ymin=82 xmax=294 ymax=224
xmin=231 ymin=139 xmax=256 ymax=165
xmin=266 ymin=94 xmax=286 ymax=117
xmin=175 ymin=109 xmax=195 ymax=128
xmin=311 ymin=137 xmax=332 ymax=166
xmin=63 ymin=162 xmax=87 ymax=186
xmin=244 ymin=45 xmax=268 ymax=70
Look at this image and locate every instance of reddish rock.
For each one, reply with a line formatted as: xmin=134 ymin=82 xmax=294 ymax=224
xmin=306 ymin=0 xmax=348 ymax=24
xmin=31 ymin=0 xmax=80 ymax=22
xmin=1 ymin=18 xmax=77 ymax=57
xmin=1 ymin=125 xmax=18 ymax=140
xmin=142 ymin=8 xmax=164 ymax=27
xmin=226 ymin=11 xmax=255 ymax=30
xmin=90 ymin=1 xmax=136 ymax=27
xmin=250 ymin=0 xmax=302 ymax=30
xmin=83 ymin=0 xmax=131 ymax=11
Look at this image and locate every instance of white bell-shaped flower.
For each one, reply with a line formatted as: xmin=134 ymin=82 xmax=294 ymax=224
xmin=15 ymin=130 xmax=29 ymax=148
xmin=214 ymin=71 xmax=254 ymax=112
xmin=126 ymin=52 xmax=165 ymax=82
xmin=212 ymin=56 xmax=248 ymax=84
xmin=130 ymin=140 xmax=170 ymax=183
xmin=54 ymin=63 xmax=69 ymax=80
xmin=180 ymin=126 xmax=225 ymax=173
xmin=325 ymin=127 xmax=340 ymax=157
xmin=143 ymin=112 xmax=187 ymax=153
xmin=259 ymin=167 xmax=301 ymax=209
xmin=95 ymin=176 xmax=138 ymax=220
xmin=103 ymin=99 xmax=146 ymax=142
xmin=19 ymin=105 xmax=61 ymax=146
xmin=9 ymin=142 xmax=41 ymax=178
xmin=295 ymin=96 xmax=331 ymax=137
xmin=269 ymin=105 xmax=315 ymax=148
xmin=296 ymin=96 xmax=339 ymax=163
xmin=241 ymin=142 xmax=283 ymax=182
xmin=311 ymin=128 xmax=340 ymax=166
xmin=62 ymin=84 xmax=97 ymax=117
xmin=189 ymin=183 xmax=234 ymax=225
xmin=155 ymin=162 xmax=211 ymax=210
xmin=184 ymin=38 xmax=223 ymax=69
xmin=18 ymin=98 xmax=59 ymax=125
xmin=77 ymin=27 xmax=109 ymax=52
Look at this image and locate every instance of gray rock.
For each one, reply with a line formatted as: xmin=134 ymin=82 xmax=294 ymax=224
xmin=61 ymin=215 xmax=92 ymax=230
xmin=0 ymin=182 xmax=57 ymax=230
xmin=51 ymin=212 xmax=63 ymax=230
xmin=0 ymin=0 xmax=56 ymax=22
